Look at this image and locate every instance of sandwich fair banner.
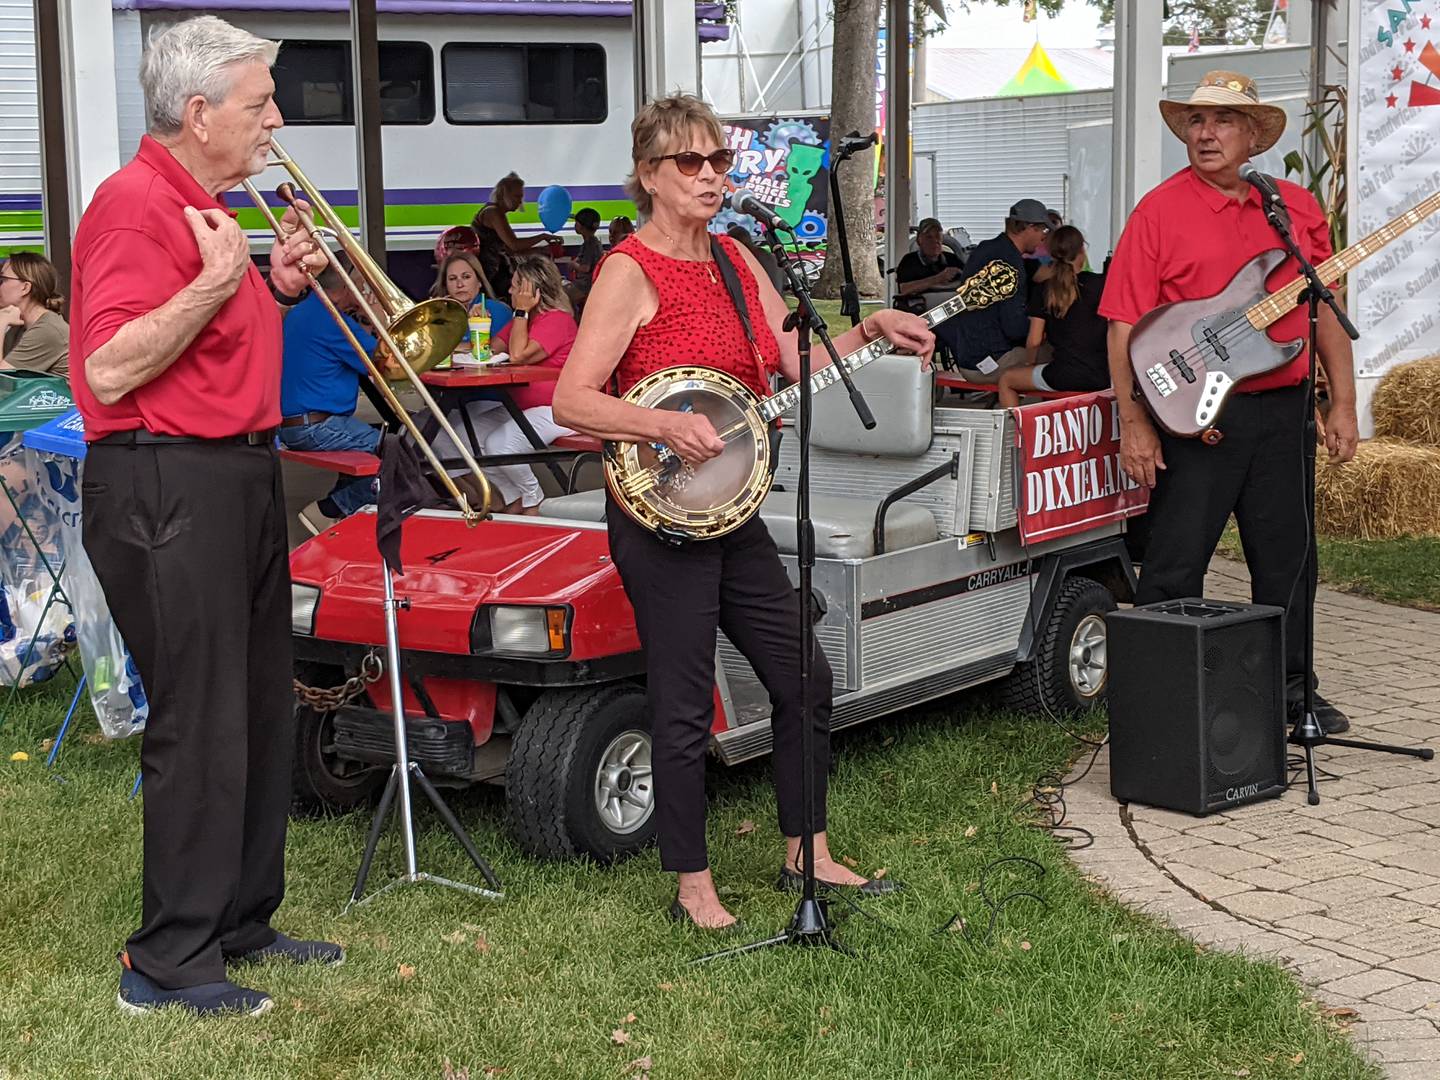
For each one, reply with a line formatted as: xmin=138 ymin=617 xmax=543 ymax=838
xmin=1014 ymin=391 xmax=1150 ymax=545
xmin=1349 ymin=0 xmax=1440 ymax=428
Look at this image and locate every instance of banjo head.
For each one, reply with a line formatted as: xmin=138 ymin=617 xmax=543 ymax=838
xmin=606 ymin=366 xmax=773 ymax=540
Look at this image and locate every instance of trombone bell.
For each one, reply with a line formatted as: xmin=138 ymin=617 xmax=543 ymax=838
xmin=377 ymin=297 xmax=470 ymax=374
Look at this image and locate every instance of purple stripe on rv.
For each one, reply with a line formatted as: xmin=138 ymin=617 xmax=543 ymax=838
xmin=112 ymin=0 xmax=732 ymax=37
xmin=222 ymin=183 xmax=628 ymax=208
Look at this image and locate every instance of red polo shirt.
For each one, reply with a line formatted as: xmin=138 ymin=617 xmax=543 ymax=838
xmin=69 ymin=136 xmax=282 ymax=440
xmin=1099 ymin=166 xmax=1333 ymax=394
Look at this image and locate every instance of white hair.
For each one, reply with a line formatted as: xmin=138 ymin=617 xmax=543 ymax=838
xmin=140 ymin=16 xmax=279 ymax=137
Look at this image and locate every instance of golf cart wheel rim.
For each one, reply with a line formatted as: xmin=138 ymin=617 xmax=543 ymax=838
xmin=1068 ymin=613 xmax=1108 ymax=698
xmin=593 ymin=729 xmax=654 ymax=835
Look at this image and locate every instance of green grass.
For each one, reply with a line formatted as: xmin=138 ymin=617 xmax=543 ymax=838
xmin=1218 ymin=527 xmax=1440 ymax=611
xmin=0 ymin=680 xmax=1375 ymax=1080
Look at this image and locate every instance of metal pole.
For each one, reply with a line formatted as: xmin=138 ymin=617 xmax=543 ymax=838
xmin=34 ymin=0 xmax=72 ymax=287
xmin=885 ymin=0 xmax=912 ymax=302
xmin=381 ymin=568 xmax=418 ymax=878
xmin=351 ymin=0 xmax=387 ymax=271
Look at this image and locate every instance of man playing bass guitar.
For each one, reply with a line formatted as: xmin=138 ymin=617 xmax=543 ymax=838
xmin=1100 ymin=70 xmax=1358 ymax=734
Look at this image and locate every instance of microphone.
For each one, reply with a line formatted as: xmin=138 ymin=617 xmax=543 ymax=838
xmin=728 ymin=189 xmax=790 ymax=232
xmin=1238 ymin=163 xmax=1283 ymax=205
xmin=836 ymin=131 xmax=879 ymax=156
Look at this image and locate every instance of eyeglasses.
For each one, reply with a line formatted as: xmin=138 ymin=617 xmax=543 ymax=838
xmin=650 ymin=150 xmax=735 ymax=177
xmin=0 ymin=274 xmax=20 ymax=283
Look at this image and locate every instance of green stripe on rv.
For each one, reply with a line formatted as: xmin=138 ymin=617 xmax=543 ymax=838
xmin=234 ymin=200 xmax=637 ymax=231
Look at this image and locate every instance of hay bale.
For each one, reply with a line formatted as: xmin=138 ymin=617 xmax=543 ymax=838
xmin=1316 ymin=438 xmax=1440 ymax=539
xmin=1372 ymin=355 xmax=1440 ymax=447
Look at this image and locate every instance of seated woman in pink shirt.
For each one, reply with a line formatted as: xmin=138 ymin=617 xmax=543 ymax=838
xmin=434 ymin=254 xmax=577 ymax=513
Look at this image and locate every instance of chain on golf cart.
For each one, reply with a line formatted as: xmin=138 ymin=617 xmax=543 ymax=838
xmin=292 ymin=650 xmax=383 ymax=712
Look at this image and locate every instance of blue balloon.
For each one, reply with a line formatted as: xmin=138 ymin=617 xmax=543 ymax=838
xmin=537 ymin=185 xmax=573 ymax=234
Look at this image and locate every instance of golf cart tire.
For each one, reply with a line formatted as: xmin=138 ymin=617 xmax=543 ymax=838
xmin=505 ymin=683 xmax=655 ymax=864
xmin=998 ymin=576 xmax=1115 ymax=716
xmin=291 ymin=663 xmax=387 ymax=814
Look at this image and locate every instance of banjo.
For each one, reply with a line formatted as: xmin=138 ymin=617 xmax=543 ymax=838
xmin=605 ymin=260 xmax=1021 ymax=542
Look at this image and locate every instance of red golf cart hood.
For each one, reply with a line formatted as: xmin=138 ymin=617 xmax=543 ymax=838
xmin=289 ymin=510 xmax=637 ymax=659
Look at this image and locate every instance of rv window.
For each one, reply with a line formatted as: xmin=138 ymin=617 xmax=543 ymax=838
xmin=442 ymin=44 xmax=607 ymax=125
xmin=272 ymin=41 xmax=435 ymax=125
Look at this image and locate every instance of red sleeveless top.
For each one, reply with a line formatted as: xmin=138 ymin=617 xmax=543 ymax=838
xmin=602 ymin=234 xmax=782 ymax=398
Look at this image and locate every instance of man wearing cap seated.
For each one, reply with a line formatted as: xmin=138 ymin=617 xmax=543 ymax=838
xmin=1100 ymin=70 xmax=1359 ymax=734
xmin=935 ymin=198 xmax=1050 ymax=383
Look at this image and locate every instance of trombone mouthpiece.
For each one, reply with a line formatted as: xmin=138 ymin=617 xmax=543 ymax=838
xmin=276 ymin=182 xmax=299 ymax=206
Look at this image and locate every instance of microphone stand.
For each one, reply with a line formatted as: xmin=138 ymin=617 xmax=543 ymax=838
xmin=1256 ymin=188 xmax=1434 ymax=805
xmin=827 ymin=134 xmax=870 ymax=326
xmin=696 ymin=216 xmax=875 ymax=964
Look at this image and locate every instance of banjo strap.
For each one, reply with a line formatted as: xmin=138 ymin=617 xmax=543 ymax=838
xmin=710 ymin=236 xmax=772 ymax=393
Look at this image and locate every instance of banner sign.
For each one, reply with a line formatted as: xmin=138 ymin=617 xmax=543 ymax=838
xmin=1350 ymin=0 xmax=1440 ymax=383
xmin=1014 ymin=390 xmax=1149 ymax=545
xmin=716 ymin=115 xmax=831 ymax=246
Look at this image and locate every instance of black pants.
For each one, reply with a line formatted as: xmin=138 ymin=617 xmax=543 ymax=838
xmin=83 ymin=441 xmax=293 ymax=988
xmin=1134 ymin=384 xmax=1316 ymax=698
xmin=606 ymin=497 xmax=832 ymax=873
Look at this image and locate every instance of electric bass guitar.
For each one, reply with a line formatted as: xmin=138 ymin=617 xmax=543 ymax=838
xmin=605 ymin=260 xmax=1020 ymax=542
xmin=1129 ymin=189 xmax=1440 ymax=438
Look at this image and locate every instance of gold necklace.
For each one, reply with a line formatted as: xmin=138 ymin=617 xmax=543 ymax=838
xmin=653 ymin=224 xmax=717 ymax=283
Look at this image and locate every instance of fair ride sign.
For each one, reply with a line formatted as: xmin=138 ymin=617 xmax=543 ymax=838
xmin=1349 ymin=0 xmax=1440 ymax=427
xmin=1014 ymin=391 xmax=1150 ymax=545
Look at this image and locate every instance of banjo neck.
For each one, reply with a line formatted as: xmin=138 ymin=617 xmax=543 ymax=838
xmin=755 ymin=287 xmax=981 ymax=424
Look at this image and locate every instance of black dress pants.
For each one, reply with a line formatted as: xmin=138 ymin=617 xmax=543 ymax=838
xmin=1134 ymin=384 xmax=1316 ymax=699
xmin=606 ymin=496 xmax=832 ymax=873
xmin=82 ymin=441 xmax=293 ymax=988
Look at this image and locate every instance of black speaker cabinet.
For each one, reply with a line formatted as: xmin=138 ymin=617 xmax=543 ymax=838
xmin=1108 ymin=598 xmax=1287 ymax=816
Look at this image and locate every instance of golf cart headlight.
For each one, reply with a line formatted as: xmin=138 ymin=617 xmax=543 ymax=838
xmin=292 ymin=583 xmax=321 ymax=636
xmin=487 ymin=605 xmax=570 ymax=655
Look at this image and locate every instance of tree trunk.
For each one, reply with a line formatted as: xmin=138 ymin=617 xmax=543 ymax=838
xmin=814 ymin=0 xmax=885 ymax=300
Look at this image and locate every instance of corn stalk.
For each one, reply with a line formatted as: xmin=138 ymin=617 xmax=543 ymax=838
xmin=1283 ymin=82 xmax=1347 ymax=257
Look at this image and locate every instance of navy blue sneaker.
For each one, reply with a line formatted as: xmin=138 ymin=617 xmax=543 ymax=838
xmin=230 ymin=931 xmax=344 ymax=967
xmin=116 ymin=957 xmax=272 ymax=1017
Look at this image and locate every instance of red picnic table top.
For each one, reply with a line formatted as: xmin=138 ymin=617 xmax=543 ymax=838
xmin=934 ymin=372 xmax=1078 ymax=400
xmin=420 ymin=365 xmax=560 ymax=388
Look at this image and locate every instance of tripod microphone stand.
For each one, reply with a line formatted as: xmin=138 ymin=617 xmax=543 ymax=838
xmin=697 ymin=214 xmax=876 ymax=964
xmin=1254 ymin=181 xmax=1435 ymax=805
xmin=346 ymin=565 xmax=505 ymax=910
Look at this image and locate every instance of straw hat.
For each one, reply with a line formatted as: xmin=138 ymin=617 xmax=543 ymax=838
xmin=1159 ymin=70 xmax=1287 ymax=154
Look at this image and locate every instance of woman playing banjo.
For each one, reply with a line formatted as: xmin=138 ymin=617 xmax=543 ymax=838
xmin=554 ymin=94 xmax=933 ymax=931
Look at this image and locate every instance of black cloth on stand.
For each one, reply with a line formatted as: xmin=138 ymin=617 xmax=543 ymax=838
xmin=82 ymin=441 xmax=292 ymax=989
xmin=376 ymin=430 xmax=444 ymax=577
xmin=1025 ymin=270 xmax=1111 ymax=392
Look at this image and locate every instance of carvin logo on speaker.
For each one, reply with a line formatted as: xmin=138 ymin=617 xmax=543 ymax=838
xmin=1226 ymin=782 xmax=1262 ymax=801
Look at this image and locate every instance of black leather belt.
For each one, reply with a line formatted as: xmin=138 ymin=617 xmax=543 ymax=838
xmin=280 ymin=411 xmax=331 ymax=428
xmin=96 ymin=428 xmax=278 ymax=448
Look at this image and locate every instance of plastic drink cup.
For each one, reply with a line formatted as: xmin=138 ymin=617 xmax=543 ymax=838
xmin=469 ymin=314 xmax=491 ymax=361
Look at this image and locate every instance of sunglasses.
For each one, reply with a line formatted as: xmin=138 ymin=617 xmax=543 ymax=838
xmin=650 ymin=149 xmax=735 ymax=177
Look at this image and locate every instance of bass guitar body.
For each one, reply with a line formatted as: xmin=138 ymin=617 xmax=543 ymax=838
xmin=1129 ymin=249 xmax=1303 ymax=437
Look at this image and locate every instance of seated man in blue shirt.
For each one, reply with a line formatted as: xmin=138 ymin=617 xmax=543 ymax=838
xmin=278 ymin=265 xmax=381 ymax=535
xmin=936 ymin=198 xmax=1051 ymax=383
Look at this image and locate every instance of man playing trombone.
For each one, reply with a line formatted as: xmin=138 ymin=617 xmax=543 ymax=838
xmin=70 ymin=16 xmax=339 ymax=1017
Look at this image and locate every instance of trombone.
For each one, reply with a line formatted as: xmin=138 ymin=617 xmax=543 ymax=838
xmin=242 ymin=137 xmax=493 ymax=524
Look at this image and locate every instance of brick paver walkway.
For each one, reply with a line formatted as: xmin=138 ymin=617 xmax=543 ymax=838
xmin=1066 ymin=559 xmax=1440 ymax=1079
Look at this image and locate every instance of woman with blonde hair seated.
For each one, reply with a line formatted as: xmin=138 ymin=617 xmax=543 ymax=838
xmin=432 ymin=254 xmax=577 ymax=513
xmin=432 ymin=250 xmax=513 ymax=337
xmin=471 ymin=173 xmax=561 ymax=298
xmin=0 ymin=252 xmax=69 ymax=377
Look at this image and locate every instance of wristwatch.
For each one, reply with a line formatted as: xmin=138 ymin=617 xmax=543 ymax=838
xmin=269 ymin=278 xmax=311 ymax=307
xmin=513 ymin=309 xmax=530 ymax=319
